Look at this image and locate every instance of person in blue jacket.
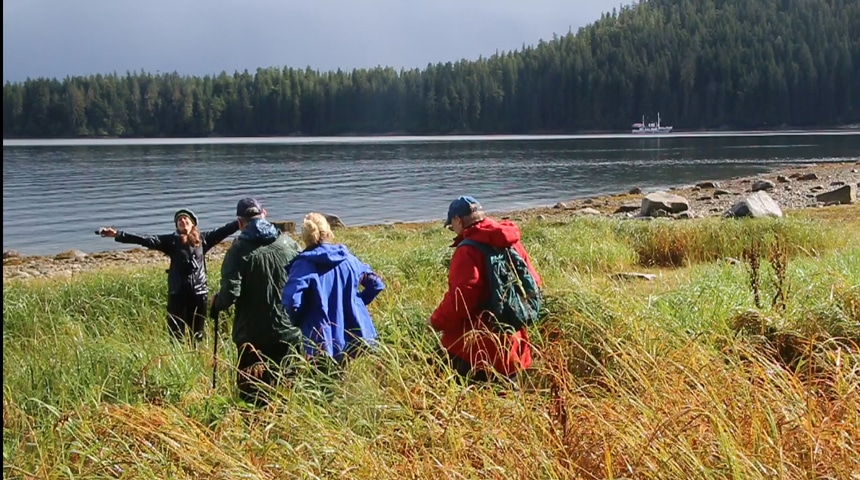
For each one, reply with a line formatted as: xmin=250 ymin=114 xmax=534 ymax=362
xmin=282 ymin=212 xmax=384 ymax=368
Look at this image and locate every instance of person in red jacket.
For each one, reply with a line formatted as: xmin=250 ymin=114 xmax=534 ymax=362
xmin=429 ymin=195 xmax=542 ymax=384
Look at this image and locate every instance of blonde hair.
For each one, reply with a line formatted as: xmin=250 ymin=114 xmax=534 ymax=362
xmin=301 ymin=212 xmax=334 ymax=248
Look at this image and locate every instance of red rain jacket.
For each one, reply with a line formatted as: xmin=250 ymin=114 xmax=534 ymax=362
xmin=430 ymin=217 xmax=542 ymax=376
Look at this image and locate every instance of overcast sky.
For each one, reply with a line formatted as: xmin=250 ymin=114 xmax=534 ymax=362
xmin=3 ymin=1 xmax=623 ymax=83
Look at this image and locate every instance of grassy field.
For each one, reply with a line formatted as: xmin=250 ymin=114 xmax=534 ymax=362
xmin=4 ymin=205 xmax=859 ymax=479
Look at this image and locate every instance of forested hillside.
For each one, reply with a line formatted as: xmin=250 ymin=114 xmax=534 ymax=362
xmin=4 ymin=0 xmax=859 ymax=138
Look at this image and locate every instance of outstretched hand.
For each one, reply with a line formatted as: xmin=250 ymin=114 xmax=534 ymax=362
xmin=97 ymin=227 xmax=118 ymax=238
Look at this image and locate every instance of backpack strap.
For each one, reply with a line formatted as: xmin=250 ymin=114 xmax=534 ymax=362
xmin=457 ymin=238 xmax=499 ymax=255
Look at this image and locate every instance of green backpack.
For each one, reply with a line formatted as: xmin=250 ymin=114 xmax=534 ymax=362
xmin=458 ymin=239 xmax=543 ymax=333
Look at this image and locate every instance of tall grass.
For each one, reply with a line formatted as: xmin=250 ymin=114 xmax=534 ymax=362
xmin=615 ymin=215 xmax=843 ymax=267
xmin=4 ymin=205 xmax=859 ymax=479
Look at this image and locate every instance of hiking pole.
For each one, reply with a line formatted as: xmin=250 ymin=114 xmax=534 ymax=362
xmin=212 ymin=310 xmax=219 ymax=390
xmin=210 ymin=297 xmax=222 ymax=390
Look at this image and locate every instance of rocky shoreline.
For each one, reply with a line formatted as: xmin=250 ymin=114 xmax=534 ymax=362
xmin=506 ymin=160 xmax=859 ymax=220
xmin=4 ymin=161 xmax=858 ymax=283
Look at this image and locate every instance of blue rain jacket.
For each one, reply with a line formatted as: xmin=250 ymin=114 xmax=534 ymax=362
xmin=282 ymin=243 xmax=384 ymax=362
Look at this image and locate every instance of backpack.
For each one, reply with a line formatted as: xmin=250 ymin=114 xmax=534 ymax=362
xmin=458 ymin=239 xmax=543 ymax=333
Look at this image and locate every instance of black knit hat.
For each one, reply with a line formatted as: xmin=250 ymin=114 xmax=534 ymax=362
xmin=174 ymin=208 xmax=199 ymax=226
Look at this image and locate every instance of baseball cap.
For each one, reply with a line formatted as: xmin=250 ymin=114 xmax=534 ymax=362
xmin=444 ymin=195 xmax=482 ymax=227
xmin=236 ymin=197 xmax=263 ymax=218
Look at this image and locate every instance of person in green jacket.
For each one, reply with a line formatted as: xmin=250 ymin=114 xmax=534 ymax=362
xmin=210 ymin=197 xmax=301 ymax=404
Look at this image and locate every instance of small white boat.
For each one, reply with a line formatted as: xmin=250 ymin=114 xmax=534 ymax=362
xmin=632 ymin=113 xmax=673 ymax=134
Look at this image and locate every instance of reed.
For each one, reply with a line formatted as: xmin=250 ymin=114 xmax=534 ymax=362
xmin=4 ymin=204 xmax=859 ymax=479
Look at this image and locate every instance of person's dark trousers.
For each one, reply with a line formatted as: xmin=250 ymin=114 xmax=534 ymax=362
xmin=436 ymin=347 xmax=518 ymax=387
xmin=166 ymin=292 xmax=208 ymax=344
xmin=235 ymin=341 xmax=299 ymax=406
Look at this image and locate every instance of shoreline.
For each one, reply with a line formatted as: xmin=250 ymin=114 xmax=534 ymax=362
xmin=3 ymin=160 xmax=858 ymax=282
xmin=4 ymin=129 xmax=859 ymax=147
xmin=3 ymin=124 xmax=859 ymax=141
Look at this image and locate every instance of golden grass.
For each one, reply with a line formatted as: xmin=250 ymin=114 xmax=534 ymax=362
xmin=3 ymin=212 xmax=859 ymax=479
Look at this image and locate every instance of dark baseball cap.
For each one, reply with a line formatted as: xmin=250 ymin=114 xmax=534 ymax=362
xmin=444 ymin=195 xmax=482 ymax=226
xmin=236 ymin=197 xmax=263 ymax=218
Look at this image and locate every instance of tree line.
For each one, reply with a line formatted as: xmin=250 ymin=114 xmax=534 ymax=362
xmin=4 ymin=0 xmax=859 ymax=138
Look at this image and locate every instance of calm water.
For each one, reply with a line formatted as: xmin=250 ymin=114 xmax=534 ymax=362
xmin=3 ymin=132 xmax=859 ymax=256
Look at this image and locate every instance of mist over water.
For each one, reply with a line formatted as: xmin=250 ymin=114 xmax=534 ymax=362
xmin=3 ymin=132 xmax=859 ymax=255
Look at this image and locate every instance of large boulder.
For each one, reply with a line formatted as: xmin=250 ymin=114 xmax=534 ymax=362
xmin=640 ymin=191 xmax=690 ymax=217
xmin=325 ymin=214 xmax=346 ymax=229
xmin=614 ymin=203 xmax=640 ymax=214
xmin=54 ymin=249 xmax=88 ymax=261
xmin=751 ymin=179 xmax=776 ymax=192
xmin=270 ymin=220 xmax=297 ymax=233
xmin=573 ymin=207 xmax=602 ymax=216
xmin=725 ymin=191 xmax=783 ymax=218
xmin=815 ymin=184 xmax=856 ymax=205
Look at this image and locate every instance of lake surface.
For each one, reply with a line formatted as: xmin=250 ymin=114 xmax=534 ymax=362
xmin=3 ymin=132 xmax=859 ymax=256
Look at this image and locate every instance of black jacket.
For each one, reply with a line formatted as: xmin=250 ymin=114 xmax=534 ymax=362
xmin=115 ymin=220 xmax=239 ymax=296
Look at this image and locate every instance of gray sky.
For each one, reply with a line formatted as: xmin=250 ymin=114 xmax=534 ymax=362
xmin=3 ymin=0 xmax=621 ymax=83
